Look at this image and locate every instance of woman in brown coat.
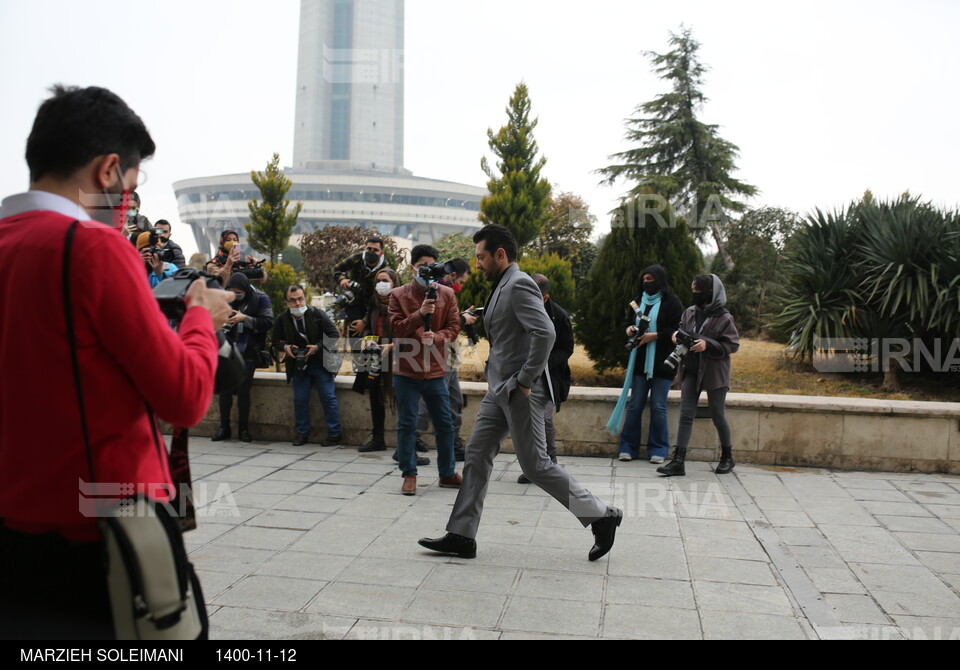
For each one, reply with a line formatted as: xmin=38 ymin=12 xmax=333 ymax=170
xmin=657 ymin=274 xmax=740 ymax=477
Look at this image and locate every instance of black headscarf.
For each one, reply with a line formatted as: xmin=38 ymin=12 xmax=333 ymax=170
xmin=226 ymin=272 xmax=256 ymax=312
xmin=641 ymin=264 xmax=671 ymax=295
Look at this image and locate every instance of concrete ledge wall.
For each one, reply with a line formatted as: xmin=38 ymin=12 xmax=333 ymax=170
xmin=193 ymin=373 xmax=960 ymax=474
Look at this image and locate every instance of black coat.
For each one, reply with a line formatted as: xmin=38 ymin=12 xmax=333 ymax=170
xmin=623 ymin=292 xmax=684 ymax=380
xmin=545 ymin=299 xmax=574 ymax=411
xmin=272 ymin=306 xmax=340 ymax=380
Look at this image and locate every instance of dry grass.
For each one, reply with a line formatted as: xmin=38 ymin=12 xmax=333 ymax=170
xmin=458 ymin=337 xmax=960 ymax=402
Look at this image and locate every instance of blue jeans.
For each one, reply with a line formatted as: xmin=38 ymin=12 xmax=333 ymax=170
xmin=393 ymin=375 xmax=455 ymax=478
xmin=292 ymin=365 xmax=342 ymax=437
xmin=618 ymin=375 xmax=672 ymax=459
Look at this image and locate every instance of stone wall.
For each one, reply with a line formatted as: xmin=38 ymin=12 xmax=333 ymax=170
xmin=194 ymin=373 xmax=960 ymax=474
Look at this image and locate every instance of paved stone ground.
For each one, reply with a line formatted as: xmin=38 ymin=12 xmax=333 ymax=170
xmin=183 ymin=437 xmax=960 ymax=640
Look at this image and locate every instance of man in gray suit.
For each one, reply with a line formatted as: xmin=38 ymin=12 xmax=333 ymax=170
xmin=419 ymin=225 xmax=622 ymax=561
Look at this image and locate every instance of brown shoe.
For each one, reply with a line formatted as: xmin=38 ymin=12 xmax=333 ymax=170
xmin=402 ymin=475 xmax=417 ymax=496
xmin=438 ymin=473 xmax=462 ymax=489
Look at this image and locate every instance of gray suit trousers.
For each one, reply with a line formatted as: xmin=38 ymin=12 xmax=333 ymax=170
xmin=446 ymin=379 xmax=608 ymax=539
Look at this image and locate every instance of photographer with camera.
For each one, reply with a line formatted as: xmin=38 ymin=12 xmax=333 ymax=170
xmin=0 ymin=85 xmax=234 ymax=638
xmin=212 ymin=273 xmax=274 ymax=443
xmin=136 ymin=229 xmax=178 ymax=288
xmin=333 ymin=237 xmax=389 ymax=336
xmin=413 ymin=257 xmax=477 ymax=461
xmin=607 ymin=265 xmax=683 ymax=464
xmin=273 ymin=285 xmax=343 ymax=447
xmin=388 ymin=244 xmax=462 ymax=496
xmin=657 ymin=274 xmax=740 ymax=477
xmin=154 ymin=219 xmax=186 ymax=268
xmin=355 ymin=268 xmax=400 ymax=453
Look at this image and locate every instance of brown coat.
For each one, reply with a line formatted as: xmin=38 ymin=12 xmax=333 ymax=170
xmin=388 ymin=281 xmax=461 ymax=380
xmin=676 ymin=307 xmax=740 ymax=392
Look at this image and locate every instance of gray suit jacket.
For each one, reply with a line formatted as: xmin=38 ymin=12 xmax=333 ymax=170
xmin=484 ymin=264 xmax=556 ymax=407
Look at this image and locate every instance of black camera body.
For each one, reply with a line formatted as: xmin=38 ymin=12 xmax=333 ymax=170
xmin=626 ymin=302 xmax=652 ymax=351
xmin=153 ymin=268 xmax=223 ymax=321
xmin=664 ymin=329 xmax=699 ymax=371
xmin=233 ymin=259 xmax=265 ymax=281
xmin=463 ymin=306 xmax=484 ymax=346
xmin=362 ymin=341 xmax=384 ymax=380
xmin=291 ymin=345 xmax=310 ymax=375
xmin=334 ymin=280 xmax=361 ymax=309
xmin=417 ymin=263 xmax=448 ymax=284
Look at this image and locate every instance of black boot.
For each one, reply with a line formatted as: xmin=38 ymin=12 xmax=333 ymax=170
xmin=715 ymin=446 xmax=735 ymax=474
xmin=212 ymin=425 xmax=230 ymax=442
xmin=238 ymin=425 xmax=253 ymax=443
xmin=657 ymin=447 xmax=686 ymax=477
xmin=359 ymin=432 xmax=386 ymax=452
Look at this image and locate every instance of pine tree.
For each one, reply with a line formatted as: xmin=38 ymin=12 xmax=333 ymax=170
xmin=576 ymin=193 xmax=703 ymax=372
xmin=246 ymin=153 xmax=302 ymax=265
xmin=479 ymin=83 xmax=552 ymax=247
xmin=598 ymin=26 xmax=756 ymax=270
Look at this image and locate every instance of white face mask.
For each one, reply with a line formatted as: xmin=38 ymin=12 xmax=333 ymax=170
xmin=290 ymin=306 xmax=308 ymax=317
xmin=375 ymin=282 xmax=393 ymax=296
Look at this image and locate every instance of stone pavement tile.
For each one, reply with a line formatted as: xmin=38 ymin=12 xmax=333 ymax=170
xmin=335 ymin=557 xmax=436 ymax=589
xmin=789 ymin=545 xmax=848 ymax=570
xmin=472 ymin=541 xmax=610 ymax=575
xmin=228 ymin=491 xmax=290 ymax=510
xmin=210 ymin=525 xmax=305 ymax=551
xmin=537 ymin=509 xmax=588 ymax=530
xmin=823 ymin=593 xmax=890 ymax=624
xmin=514 ymin=569 xmax=605 ymax=602
xmin=478 ymin=506 xmax=544 ymax=528
xmin=206 ymin=465 xmax=278 ymax=483
xmin=192 ymin=505 xmax=260 ymax=527
xmin=777 ymin=528 xmax=831 ymax=548
xmin=605 ymin=576 xmax=696 ymax=609
xmin=499 ymin=631 xmax=592 ymax=640
xmin=688 ymin=556 xmax=778 ymax=587
xmin=305 ymin=582 xmax=416 ymax=619
xmin=272 ymin=495 xmax=348 ymax=514
xmin=846 ymin=489 xmax=914 ymax=503
xmin=876 ymin=515 xmax=956 ymax=534
xmin=212 ymin=575 xmax=326 ymax=611
xmin=500 ymin=595 xmax=602 ymax=637
xmin=602 ymin=603 xmax=702 ymax=640
xmin=528 ymin=526 xmax=594 ymax=550
xmin=607 ymin=536 xmax=689 ymax=581
xmin=803 ymin=567 xmax=867 ymax=595
xmin=798 ymin=500 xmax=879 ymax=527
xmin=834 ymin=476 xmax=899 ymax=491
xmin=765 ymin=510 xmax=815 ymax=528
xmin=896 ymin=480 xmax=957 ymax=494
xmin=285 ymin=459 xmax=342 ymax=472
xmin=247 ymin=509 xmax=325 ymax=531
xmin=240 ymin=479 xmax=311 ymax=495
xmin=617 ymin=512 xmax=681 ymax=538
xmin=345 ymin=619 xmax=499 ymax=640
xmin=737 ymin=475 xmax=793 ymax=498
xmin=264 ymin=469 xmax=326 ymax=484
xmin=893 ymin=531 xmax=960 ymax=553
xmin=685 ymin=536 xmax=768 ymax=562
xmin=941 ymin=573 xmax=960 ymax=593
xmin=849 ymin=563 xmax=949 ymax=593
xmin=909 ymin=491 xmax=960 ymax=506
xmin=194 ymin=569 xmax=244 ymax=600
xmin=209 ymin=606 xmax=356 ymax=640
xmin=860 ymin=500 xmax=934 ymax=517
xmin=821 ymin=624 xmax=905 ymax=640
xmin=363 ymin=535 xmax=456 ymax=562
xmin=183 ymin=522 xmax=232 ymax=549
xmin=192 ymin=453 xmax=246 ymax=466
xmin=871 ymin=588 xmax=960 ymax=618
xmin=422 ymin=564 xmax=519 ymax=595
xmin=945 ymin=518 xmax=960 ymax=533
xmin=334 ymin=461 xmax=397 ymax=475
xmin=914 ymin=551 xmax=960 ymax=576
xmin=298 ymin=483 xmax=367 ymax=499
xmin=781 ymin=475 xmax=854 ymax=499
xmin=190 ymin=545 xmax=278 ymax=574
xmin=890 ymin=616 xmax=960 ymax=640
xmin=318 ymin=470 xmax=389 ymax=487
xmin=818 ymin=525 xmax=920 ymax=565
xmin=675 ymin=501 xmax=742 ymax=522
xmin=700 ymin=610 xmax=807 ymax=640
xmin=472 ymin=523 xmax=537 ymax=546
xmin=924 ymin=504 xmax=960 ymax=520
xmin=288 ymin=526 xmax=382 ymax=556
xmin=203 ymin=445 xmax=268 ymax=458
xmin=680 ymin=517 xmax=756 ymax=542
xmin=191 ymin=463 xmax=229 ymax=478
xmin=482 ymin=492 xmax=551 ymax=510
xmin=694 ymin=581 xmax=796 ymax=617
xmin=241 ymin=453 xmax=309 ymax=468
xmin=752 ymin=496 xmax=804 ymax=512
xmin=336 ymin=492 xmax=417 ymax=519
xmin=255 ymin=550 xmax=353 ymax=582
xmin=402 ymin=589 xmax=508 ymax=629
xmin=304 ymin=448 xmax=364 ymax=462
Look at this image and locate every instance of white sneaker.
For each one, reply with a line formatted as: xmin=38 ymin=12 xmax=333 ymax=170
xmin=649 ymin=456 xmax=665 ymax=465
xmin=618 ymin=453 xmax=633 ymax=462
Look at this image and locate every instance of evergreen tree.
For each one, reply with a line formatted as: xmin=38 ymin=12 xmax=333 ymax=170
xmin=246 ymin=153 xmax=302 ymax=264
xmin=532 ymin=190 xmax=596 ymax=286
xmin=597 ymin=26 xmax=756 ymax=270
xmin=518 ymin=253 xmax=576 ymax=313
xmin=479 ymin=83 xmax=552 ymax=247
xmin=576 ymin=193 xmax=703 ymax=372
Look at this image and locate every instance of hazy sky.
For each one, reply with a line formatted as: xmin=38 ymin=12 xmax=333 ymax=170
xmin=2 ymin=0 xmax=958 ymax=258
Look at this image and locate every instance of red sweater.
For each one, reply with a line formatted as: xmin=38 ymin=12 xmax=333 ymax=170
xmin=0 ymin=208 xmax=219 ymax=541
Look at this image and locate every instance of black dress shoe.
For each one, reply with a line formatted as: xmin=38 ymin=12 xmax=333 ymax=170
xmin=588 ymin=508 xmax=623 ymax=562
xmin=359 ymin=436 xmax=386 ymax=452
xmin=418 ymin=533 xmax=477 ymax=559
xmin=321 ymin=433 xmax=342 ymax=446
xmin=238 ymin=428 xmax=253 ymax=443
xmin=415 ymin=438 xmax=430 ymax=453
xmin=292 ymin=433 xmax=309 ymax=446
xmin=517 ymin=473 xmax=531 ymax=484
xmin=212 ymin=426 xmax=230 ymax=442
xmin=392 ymin=451 xmax=431 ymax=466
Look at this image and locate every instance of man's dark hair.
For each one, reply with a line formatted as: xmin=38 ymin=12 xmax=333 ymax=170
xmin=26 ymin=85 xmax=156 ymax=183
xmin=447 ymin=258 xmax=470 ymax=277
xmin=130 ymin=191 xmax=141 ymax=205
xmin=155 ymin=219 xmax=171 ymax=230
xmin=532 ymin=273 xmax=551 ymax=297
xmin=473 ymin=224 xmax=518 ymax=263
xmin=286 ymin=284 xmax=306 ymax=298
xmin=366 ymin=237 xmax=384 ymax=249
xmin=411 ymin=244 xmax=440 ymax=265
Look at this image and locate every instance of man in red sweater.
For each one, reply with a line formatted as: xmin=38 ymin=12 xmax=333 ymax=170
xmin=388 ymin=245 xmax=462 ymax=496
xmin=0 ymin=85 xmax=234 ymax=639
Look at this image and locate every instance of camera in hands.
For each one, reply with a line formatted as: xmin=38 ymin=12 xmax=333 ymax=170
xmin=664 ymin=329 xmax=698 ymax=371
